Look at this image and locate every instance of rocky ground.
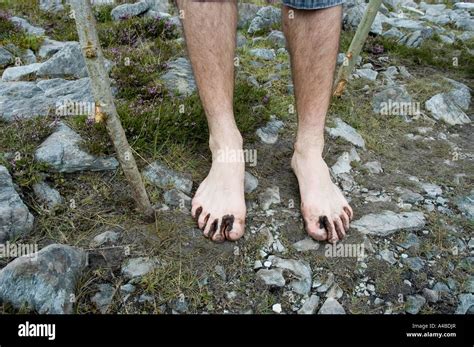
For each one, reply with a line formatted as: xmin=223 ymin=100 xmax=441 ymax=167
xmin=0 ymin=0 xmax=473 ymax=314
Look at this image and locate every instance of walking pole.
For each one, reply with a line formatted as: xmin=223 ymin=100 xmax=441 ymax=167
xmin=69 ymin=0 xmax=155 ymax=221
xmin=333 ymin=0 xmax=383 ymax=97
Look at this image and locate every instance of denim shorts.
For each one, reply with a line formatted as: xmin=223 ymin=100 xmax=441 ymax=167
xmin=282 ymin=0 xmax=344 ymax=10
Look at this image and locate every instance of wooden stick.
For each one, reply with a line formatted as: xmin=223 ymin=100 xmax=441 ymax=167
xmin=70 ymin=0 xmax=155 ymax=221
xmin=333 ymin=0 xmax=383 ymax=97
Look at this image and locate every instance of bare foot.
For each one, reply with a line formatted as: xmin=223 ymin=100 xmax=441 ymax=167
xmin=191 ymin=130 xmax=246 ymax=242
xmin=291 ymin=145 xmax=353 ymax=244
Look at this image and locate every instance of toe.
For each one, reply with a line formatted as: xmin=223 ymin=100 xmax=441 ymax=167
xmin=224 ymin=216 xmax=245 ymax=241
xmin=333 ymin=214 xmax=345 ymax=240
xmin=340 ymin=211 xmax=350 ymax=231
xmin=203 ymin=217 xmax=218 ymax=238
xmin=305 ymin=217 xmax=327 ymax=241
xmin=322 ymin=216 xmax=338 ymax=244
xmin=192 ymin=205 xmax=202 ymax=219
xmin=198 ymin=210 xmax=210 ymax=230
xmin=211 ymin=219 xmax=226 ymax=243
xmin=344 ymin=205 xmax=354 ymax=220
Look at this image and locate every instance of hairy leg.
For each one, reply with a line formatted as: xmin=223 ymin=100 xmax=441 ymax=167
xmin=176 ymin=0 xmax=245 ymax=242
xmin=283 ymin=5 xmax=353 ymax=243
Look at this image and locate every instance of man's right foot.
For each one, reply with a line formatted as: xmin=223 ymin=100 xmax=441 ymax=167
xmin=191 ymin=130 xmax=246 ymax=242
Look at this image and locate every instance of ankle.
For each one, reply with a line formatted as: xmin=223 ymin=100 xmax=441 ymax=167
xmin=209 ymin=127 xmax=243 ymax=153
xmin=294 ymin=137 xmax=324 ymax=158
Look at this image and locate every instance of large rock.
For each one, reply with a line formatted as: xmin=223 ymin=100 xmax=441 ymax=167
xmin=0 ymin=166 xmax=34 ymax=243
xmin=344 ymin=3 xmax=387 ymax=35
xmin=111 ymin=1 xmax=150 ymax=21
xmin=406 ymin=294 xmax=426 ymax=314
xmin=2 ymin=63 xmax=43 ymax=82
xmin=36 ymin=42 xmax=87 ymax=79
xmin=248 ymin=6 xmax=281 ymax=34
xmin=455 ymin=294 xmax=474 ymax=314
xmin=270 ymin=256 xmax=312 ymax=295
xmin=238 ymin=2 xmax=260 ymax=29
xmin=384 ymin=18 xmax=425 ymax=30
xmin=256 ymin=268 xmax=285 ymax=288
xmin=37 ymin=38 xmax=67 ymax=59
xmin=143 ymin=160 xmax=193 ymax=194
xmin=326 ymin=118 xmax=365 ymax=149
xmin=35 ymin=123 xmax=119 ymax=173
xmin=10 ymin=17 xmax=45 ymax=36
xmin=39 ymin=0 xmax=65 ymax=12
xmin=0 ymin=46 xmax=14 ymax=68
xmin=425 ymin=80 xmax=471 ymax=125
xmin=318 ymin=297 xmax=345 ymax=314
xmin=352 ymin=211 xmax=426 ymax=236
xmin=144 ymin=0 xmax=169 ymax=13
xmin=298 ymin=294 xmax=320 ymax=314
xmin=256 ymin=116 xmax=284 ymax=144
xmin=161 ymin=57 xmax=196 ymax=96
xmin=456 ymin=190 xmax=474 ymax=220
xmin=0 ymin=244 xmax=87 ymax=314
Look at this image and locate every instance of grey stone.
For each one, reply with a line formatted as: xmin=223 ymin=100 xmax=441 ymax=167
xmin=396 ymin=187 xmax=424 ymax=204
xmin=258 ymin=186 xmax=280 ymax=210
xmin=355 ymin=68 xmax=378 ymax=81
xmin=35 ymin=123 xmax=119 ymax=173
xmin=32 ymin=181 xmax=64 ymax=210
xmin=161 ymin=57 xmax=196 ymax=96
xmin=236 ymin=32 xmax=247 ymax=48
xmin=326 ymin=118 xmax=365 ymax=149
xmin=163 ymin=189 xmax=191 ymax=209
xmin=171 ymin=294 xmax=188 ymax=313
xmin=403 ymin=256 xmax=424 ymax=272
xmin=37 ymin=42 xmax=87 ymax=79
xmin=120 ymin=283 xmax=136 ymax=294
xmin=326 ymin=283 xmax=344 ymax=299
xmin=426 ymin=93 xmax=471 ymax=125
xmin=433 ymin=282 xmax=451 ymax=294
xmin=455 ymin=294 xmax=474 ymax=314
xmin=398 ymin=233 xmax=420 ymax=250
xmin=256 ymin=268 xmax=285 ymax=288
xmin=91 ymin=283 xmax=115 ymax=314
xmin=385 ymin=18 xmax=424 ymax=30
xmin=423 ymin=288 xmax=439 ymax=303
xmin=0 ymin=46 xmax=14 ymax=68
xmin=455 ymin=18 xmax=474 ymax=31
xmin=238 ymin=2 xmax=260 ymax=29
xmin=406 ymin=294 xmax=426 ymax=314
xmin=292 ymin=238 xmax=320 ymax=252
xmin=10 ymin=17 xmax=45 ymax=36
xmin=38 ymin=38 xmax=67 ymax=59
xmin=271 ymin=256 xmax=312 ymax=295
xmin=380 ymin=249 xmax=397 ymax=265
xmin=0 ymin=166 xmax=35 ymax=243
xmin=121 ymin=257 xmax=160 ymax=280
xmin=249 ymin=48 xmax=276 ymax=61
xmin=2 ymin=63 xmax=43 ymax=82
xmin=256 ymin=117 xmax=284 ymax=144
xmin=316 ymin=273 xmax=334 ymax=293
xmin=318 ymin=297 xmax=345 ymax=314
xmin=266 ymin=30 xmax=286 ymax=48
xmin=454 ymin=3 xmax=474 ymax=11
xmin=344 ymin=3 xmax=387 ymax=35
xmin=352 ymin=211 xmax=426 ymax=236
xmin=363 ymin=161 xmax=383 ymax=174
xmin=298 ymin=295 xmax=320 ymax=314
xmin=90 ymin=230 xmax=120 ymax=247
xmin=457 ymin=31 xmax=474 ymax=41
xmin=419 ymin=182 xmax=442 ymax=198
xmin=331 ymin=148 xmax=360 ymax=176
xmin=383 ymin=27 xmax=404 ymax=40
xmin=456 ymin=191 xmax=474 ymax=220
xmin=0 ymin=244 xmax=87 ymax=314
xmin=248 ymin=6 xmax=281 ymax=34
xmin=143 ymin=160 xmax=192 ymax=194
xmin=39 ymin=0 xmax=64 ymax=12
xmin=111 ymin=1 xmax=150 ymax=21
xmin=244 ymin=171 xmax=259 ymax=194
xmin=22 ymin=49 xmax=36 ymax=65
xmin=144 ymin=0 xmax=169 ymax=13
xmin=372 ymin=85 xmax=413 ymax=116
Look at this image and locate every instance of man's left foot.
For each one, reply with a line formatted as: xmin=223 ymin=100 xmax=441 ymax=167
xmin=291 ymin=144 xmax=353 ymax=244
